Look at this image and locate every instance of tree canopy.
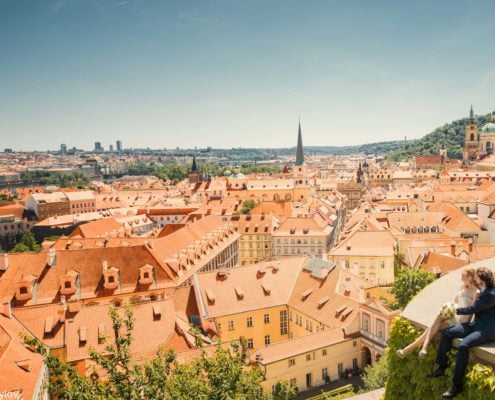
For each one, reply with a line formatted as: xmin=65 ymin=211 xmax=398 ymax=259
xmin=389 ymin=268 xmax=435 ymax=310
xmin=240 ymin=199 xmax=257 ymax=214
xmin=10 ymin=231 xmax=41 ymax=253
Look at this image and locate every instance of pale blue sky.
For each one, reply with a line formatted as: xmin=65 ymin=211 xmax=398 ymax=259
xmin=1 ymin=0 xmax=494 ymax=151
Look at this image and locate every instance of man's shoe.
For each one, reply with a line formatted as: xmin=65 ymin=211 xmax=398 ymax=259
xmin=426 ymin=369 xmax=445 ymax=378
xmin=442 ymin=387 xmax=462 ymax=398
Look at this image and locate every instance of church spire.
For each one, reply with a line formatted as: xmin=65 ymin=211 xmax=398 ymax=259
xmin=469 ymin=105 xmax=474 ymax=122
xmin=191 ymin=155 xmax=198 ymax=172
xmin=295 ymin=118 xmax=304 ymax=166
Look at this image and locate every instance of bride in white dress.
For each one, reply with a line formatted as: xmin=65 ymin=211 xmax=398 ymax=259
xmin=397 ymin=267 xmax=479 ymax=358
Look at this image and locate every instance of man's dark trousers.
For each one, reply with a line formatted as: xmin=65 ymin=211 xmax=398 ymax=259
xmin=436 ymin=323 xmax=495 ymax=389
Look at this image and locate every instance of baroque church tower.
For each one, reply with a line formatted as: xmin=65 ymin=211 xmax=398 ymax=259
xmin=463 ymin=105 xmax=479 ymax=163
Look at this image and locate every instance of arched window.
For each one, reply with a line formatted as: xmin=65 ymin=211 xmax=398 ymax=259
xmin=470 ymin=133 xmax=474 ymax=141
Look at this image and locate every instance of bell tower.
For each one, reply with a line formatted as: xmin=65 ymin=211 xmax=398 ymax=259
xmin=463 ymin=105 xmax=479 ymax=163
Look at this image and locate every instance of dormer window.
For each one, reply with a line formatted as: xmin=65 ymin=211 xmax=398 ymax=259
xmin=60 ymin=270 xmax=78 ymax=296
xmin=16 ymin=274 xmax=36 ymax=301
xmin=103 ymin=265 xmax=119 ymax=291
xmin=139 ymin=265 xmax=154 ymax=286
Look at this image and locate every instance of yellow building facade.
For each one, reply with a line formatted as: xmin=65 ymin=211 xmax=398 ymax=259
xmin=214 ymin=305 xmax=289 ymax=351
xmin=257 ymin=330 xmax=363 ymax=393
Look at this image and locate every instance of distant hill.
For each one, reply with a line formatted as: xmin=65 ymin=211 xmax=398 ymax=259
xmin=384 ymin=112 xmax=492 ymax=161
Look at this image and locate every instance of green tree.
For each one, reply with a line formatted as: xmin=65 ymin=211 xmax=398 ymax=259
xmin=389 ymin=268 xmax=435 ymax=310
xmin=23 ymin=306 xmax=296 ymax=400
xmin=240 ymin=199 xmax=257 ymax=214
xmin=11 ymin=231 xmax=41 ymax=253
xmin=361 ymin=353 xmax=389 ymax=391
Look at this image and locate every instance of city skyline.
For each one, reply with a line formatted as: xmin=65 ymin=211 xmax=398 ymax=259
xmin=1 ymin=0 xmax=495 ymax=151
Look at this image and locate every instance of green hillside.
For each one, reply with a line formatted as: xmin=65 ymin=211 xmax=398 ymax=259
xmin=386 ymin=112 xmax=492 ymax=161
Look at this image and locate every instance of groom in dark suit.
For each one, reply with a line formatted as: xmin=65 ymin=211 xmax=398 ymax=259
xmin=428 ymin=266 xmax=495 ymax=398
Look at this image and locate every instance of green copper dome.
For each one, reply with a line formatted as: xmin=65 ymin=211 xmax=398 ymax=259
xmin=481 ymin=123 xmax=495 ymax=134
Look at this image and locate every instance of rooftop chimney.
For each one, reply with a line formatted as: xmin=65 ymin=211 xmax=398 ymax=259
xmin=450 ymin=240 xmax=456 ymax=256
xmin=0 ymin=254 xmax=8 ymax=271
xmin=47 ymin=249 xmax=56 ymax=267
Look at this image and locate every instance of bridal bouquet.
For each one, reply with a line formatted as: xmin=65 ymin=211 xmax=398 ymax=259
xmin=440 ymin=301 xmax=456 ymax=320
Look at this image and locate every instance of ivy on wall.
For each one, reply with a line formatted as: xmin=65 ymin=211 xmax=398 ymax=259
xmin=384 ymin=317 xmax=495 ymax=400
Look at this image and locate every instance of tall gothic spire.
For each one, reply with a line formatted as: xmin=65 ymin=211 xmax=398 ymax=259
xmin=295 ymin=119 xmax=304 ymax=166
xmin=469 ymin=105 xmax=474 ymax=122
xmin=191 ymin=155 xmax=198 ymax=172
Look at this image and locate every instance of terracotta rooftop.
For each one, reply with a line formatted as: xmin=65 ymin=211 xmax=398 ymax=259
xmin=69 ymin=218 xmax=124 ymax=238
xmin=330 ymin=231 xmax=395 ymax=257
xmin=64 ymin=298 xmax=181 ymax=363
xmin=0 ymin=245 xmax=175 ymax=304
xmin=0 ymin=313 xmax=45 ymax=398
xmin=195 ymin=258 xmax=306 ymax=319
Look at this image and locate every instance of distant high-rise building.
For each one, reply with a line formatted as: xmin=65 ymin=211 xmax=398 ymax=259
xmin=4 ymin=149 xmax=12 ymax=154
xmin=60 ymin=143 xmax=67 ymax=154
xmin=116 ymin=140 xmax=122 ymax=152
xmin=109 ymin=144 xmax=114 ymax=152
xmin=94 ymin=142 xmax=103 ymax=152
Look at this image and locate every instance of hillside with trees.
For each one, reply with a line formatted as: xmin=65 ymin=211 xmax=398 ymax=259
xmin=385 ymin=112 xmax=492 ymax=161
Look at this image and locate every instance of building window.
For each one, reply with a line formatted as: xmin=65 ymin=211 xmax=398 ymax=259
xmin=264 ymin=313 xmax=270 ymax=324
xmin=345 ymin=259 xmax=349 ymax=268
xmin=322 ymin=368 xmax=328 ymax=381
xmin=280 ymin=310 xmax=288 ymax=335
xmin=306 ymin=354 xmax=311 ymax=361
xmin=228 ymin=320 xmax=235 ymax=331
xmin=322 ymin=349 xmax=327 ymax=356
xmin=264 ymin=335 xmax=271 ymax=346
xmin=290 ymin=378 xmax=297 ymax=387
xmin=353 ymin=358 xmax=358 ymax=370
xmin=377 ymin=320 xmax=385 ymax=339
xmin=288 ymin=358 xmax=296 ymax=367
xmin=363 ymin=315 xmax=370 ymax=332
xmin=338 ymin=362 xmax=344 ymax=376
xmin=246 ymin=339 xmax=254 ymax=349
xmin=246 ymin=317 xmax=253 ymax=328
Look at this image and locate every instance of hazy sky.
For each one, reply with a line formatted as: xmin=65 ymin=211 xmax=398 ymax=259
xmin=1 ymin=0 xmax=494 ymax=151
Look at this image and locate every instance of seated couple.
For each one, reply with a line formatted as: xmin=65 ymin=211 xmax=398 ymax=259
xmin=396 ymin=266 xmax=495 ymax=398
